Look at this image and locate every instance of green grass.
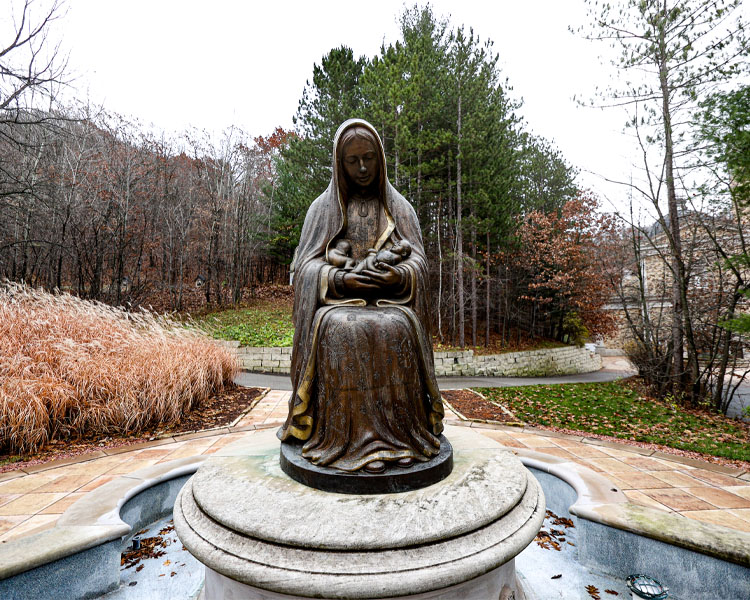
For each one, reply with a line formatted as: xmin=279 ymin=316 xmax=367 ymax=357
xmin=476 ymin=380 xmax=750 ymax=463
xmin=197 ymin=303 xmax=294 ymax=347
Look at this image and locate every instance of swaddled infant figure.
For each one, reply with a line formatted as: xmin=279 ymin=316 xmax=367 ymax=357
xmin=353 ymin=239 xmax=412 ymax=273
xmin=328 ymin=239 xmax=356 ymax=270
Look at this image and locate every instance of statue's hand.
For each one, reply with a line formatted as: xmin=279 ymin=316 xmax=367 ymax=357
xmin=342 ymin=272 xmax=380 ymax=292
xmin=361 ymin=264 xmax=403 ymax=289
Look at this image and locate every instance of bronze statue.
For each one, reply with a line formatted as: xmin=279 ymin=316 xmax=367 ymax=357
xmin=278 ymin=119 xmax=445 ymax=478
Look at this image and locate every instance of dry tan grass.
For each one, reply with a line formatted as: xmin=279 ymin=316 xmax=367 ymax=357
xmin=0 ymin=282 xmax=238 ymax=453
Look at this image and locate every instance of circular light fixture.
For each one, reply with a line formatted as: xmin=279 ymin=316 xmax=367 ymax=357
xmin=626 ymin=574 xmax=668 ymax=599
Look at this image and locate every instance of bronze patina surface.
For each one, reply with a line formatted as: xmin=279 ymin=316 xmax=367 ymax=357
xmin=278 ymin=119 xmax=450 ymax=490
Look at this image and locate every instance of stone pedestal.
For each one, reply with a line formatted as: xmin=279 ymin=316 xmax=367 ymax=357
xmin=174 ymin=426 xmax=545 ymax=600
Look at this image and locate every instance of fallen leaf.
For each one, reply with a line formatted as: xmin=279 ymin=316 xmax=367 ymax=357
xmin=128 ymin=582 xmax=137 ymax=587
xmin=170 ymin=571 xmax=177 ymax=577
xmin=586 ymin=584 xmax=601 ymax=600
xmin=135 ymin=564 xmax=144 ymax=573
xmin=163 ymin=559 xmax=171 ymax=566
xmin=604 ymin=591 xmax=619 ymax=596
xmin=551 ymin=574 xmax=562 ymax=579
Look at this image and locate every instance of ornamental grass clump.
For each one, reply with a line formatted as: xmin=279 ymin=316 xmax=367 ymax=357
xmin=0 ymin=282 xmax=238 ymax=453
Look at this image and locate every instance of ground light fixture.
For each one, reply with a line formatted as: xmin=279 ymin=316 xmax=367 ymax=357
xmin=626 ymin=574 xmax=669 ymax=599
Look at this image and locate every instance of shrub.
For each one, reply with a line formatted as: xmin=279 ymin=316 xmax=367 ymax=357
xmin=0 ymin=282 xmax=237 ymax=453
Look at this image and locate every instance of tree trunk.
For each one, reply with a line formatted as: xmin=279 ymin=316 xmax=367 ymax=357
xmin=456 ymin=89 xmax=465 ymax=348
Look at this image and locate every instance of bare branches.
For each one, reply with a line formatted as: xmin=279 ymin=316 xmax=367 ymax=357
xmin=0 ymin=0 xmax=68 ymax=117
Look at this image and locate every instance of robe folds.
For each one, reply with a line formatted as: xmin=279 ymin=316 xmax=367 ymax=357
xmin=278 ymin=119 xmax=444 ymax=472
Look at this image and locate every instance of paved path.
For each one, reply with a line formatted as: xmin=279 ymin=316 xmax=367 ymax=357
xmin=234 ymin=356 xmax=638 ymax=391
xmin=2 ymin=356 xmax=749 ymax=551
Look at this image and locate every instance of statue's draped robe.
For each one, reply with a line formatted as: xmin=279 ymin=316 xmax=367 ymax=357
xmin=278 ymin=119 xmax=444 ymax=472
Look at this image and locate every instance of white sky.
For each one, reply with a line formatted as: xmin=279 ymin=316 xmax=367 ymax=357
xmin=16 ymin=0 xmax=750 ymax=213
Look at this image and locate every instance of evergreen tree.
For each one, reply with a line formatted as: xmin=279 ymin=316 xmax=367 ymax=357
xmin=268 ymin=47 xmax=368 ymax=263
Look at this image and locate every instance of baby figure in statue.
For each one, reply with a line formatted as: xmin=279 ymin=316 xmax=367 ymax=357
xmin=327 ymin=239 xmax=356 ymax=270
xmin=352 ymin=239 xmax=412 ymax=274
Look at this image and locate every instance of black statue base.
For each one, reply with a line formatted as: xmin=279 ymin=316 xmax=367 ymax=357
xmin=279 ymin=435 xmax=453 ymax=494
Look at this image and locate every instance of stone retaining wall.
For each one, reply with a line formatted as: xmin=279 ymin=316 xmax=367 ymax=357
xmin=223 ymin=342 xmax=601 ymax=377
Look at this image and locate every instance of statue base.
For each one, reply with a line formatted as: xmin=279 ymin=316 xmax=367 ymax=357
xmin=279 ymin=435 xmax=453 ymax=494
xmin=174 ymin=426 xmax=544 ymax=600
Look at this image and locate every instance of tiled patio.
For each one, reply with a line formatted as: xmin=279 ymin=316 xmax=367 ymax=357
xmin=1 ymin=388 xmax=749 ymax=546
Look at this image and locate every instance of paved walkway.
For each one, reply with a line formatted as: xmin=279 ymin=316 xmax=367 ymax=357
xmin=234 ymin=355 xmax=638 ymax=391
xmin=1 ymin=357 xmax=749 ymax=548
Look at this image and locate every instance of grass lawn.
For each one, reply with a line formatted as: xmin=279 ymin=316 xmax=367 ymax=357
xmin=198 ymin=303 xmax=565 ymax=354
xmin=198 ymin=302 xmax=295 ymax=347
xmin=476 ymin=380 xmax=750 ymax=463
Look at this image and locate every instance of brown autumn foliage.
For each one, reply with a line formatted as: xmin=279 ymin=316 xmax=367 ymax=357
xmin=0 ymin=282 xmax=237 ymax=453
xmin=513 ymin=191 xmax=619 ymax=340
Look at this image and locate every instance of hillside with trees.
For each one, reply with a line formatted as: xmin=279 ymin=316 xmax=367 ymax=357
xmin=0 ymin=2 xmax=616 ymax=348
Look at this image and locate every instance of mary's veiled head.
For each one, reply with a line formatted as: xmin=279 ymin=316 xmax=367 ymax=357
xmin=337 ymin=125 xmax=382 ymax=199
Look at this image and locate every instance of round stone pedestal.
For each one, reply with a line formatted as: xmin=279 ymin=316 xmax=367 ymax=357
xmin=174 ymin=425 xmax=545 ymax=600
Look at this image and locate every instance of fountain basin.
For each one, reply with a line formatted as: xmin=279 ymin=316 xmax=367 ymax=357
xmin=0 ymin=425 xmax=748 ymax=599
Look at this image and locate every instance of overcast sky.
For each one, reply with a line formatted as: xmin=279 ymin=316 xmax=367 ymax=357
xmin=17 ymin=0 xmax=749 ymax=213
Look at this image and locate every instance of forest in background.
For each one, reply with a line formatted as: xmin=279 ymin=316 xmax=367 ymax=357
xmin=0 ymin=3 xmax=619 ymax=347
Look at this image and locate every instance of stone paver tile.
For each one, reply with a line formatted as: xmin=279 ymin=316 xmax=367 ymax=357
xmin=594 ymin=445 xmax=652 ymax=458
xmin=34 ymin=475 xmax=97 ymax=493
xmin=0 ymin=515 xmax=26 ymax=536
xmin=532 ymin=447 xmax=576 ymax=460
xmin=586 ymin=458 xmax=639 ymax=473
xmin=492 ymin=438 xmax=528 ymax=450
xmin=599 ymin=474 xmax=631 ymax=491
xmin=77 ymin=475 xmax=118 ymax=492
xmin=728 ymin=508 xmax=750 ymax=523
xmin=642 ymin=489 xmax=715 ymax=511
xmin=131 ymin=448 xmax=174 ymax=460
xmin=647 ymin=470 xmax=702 ymax=488
xmin=0 ymin=514 xmax=59 ymax=542
xmin=547 ymin=438 xmax=586 ymax=448
xmin=621 ymin=456 xmax=677 ymax=471
xmin=680 ymin=468 xmax=741 ymax=488
xmin=624 ymin=490 xmax=674 ymax=512
xmin=571 ymin=459 xmax=603 ymax=473
xmin=235 ymin=415 xmax=259 ymax=427
xmin=0 ymin=472 xmax=24 ymax=484
xmin=54 ymin=459 xmax=124 ymax=479
xmin=39 ymin=492 xmax=85 ymax=514
xmin=476 ymin=430 xmax=516 ymax=444
xmin=107 ymin=459 xmax=162 ymax=476
xmin=0 ymin=492 xmax=66 ymax=516
xmin=103 ymin=439 xmax=176 ymax=456
xmin=565 ymin=446 xmax=610 ymax=459
xmin=684 ymin=487 xmax=750 ymax=509
xmin=614 ymin=472 xmax=674 ymax=490
xmin=0 ymin=494 xmax=21 ymax=508
xmin=681 ymin=509 xmax=750 ymax=533
xmin=0 ymin=474 xmax=56 ymax=495
xmin=161 ymin=445 xmax=215 ymax=461
xmin=726 ymin=486 xmax=750 ymax=501
xmin=507 ymin=435 xmax=557 ymax=448
xmin=21 ymin=452 xmax=107 ymax=474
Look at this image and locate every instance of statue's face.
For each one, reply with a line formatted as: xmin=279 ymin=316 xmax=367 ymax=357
xmin=342 ymin=137 xmax=379 ymax=189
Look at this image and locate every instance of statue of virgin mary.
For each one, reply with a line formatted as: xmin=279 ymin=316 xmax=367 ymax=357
xmin=278 ymin=119 xmax=445 ymax=474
